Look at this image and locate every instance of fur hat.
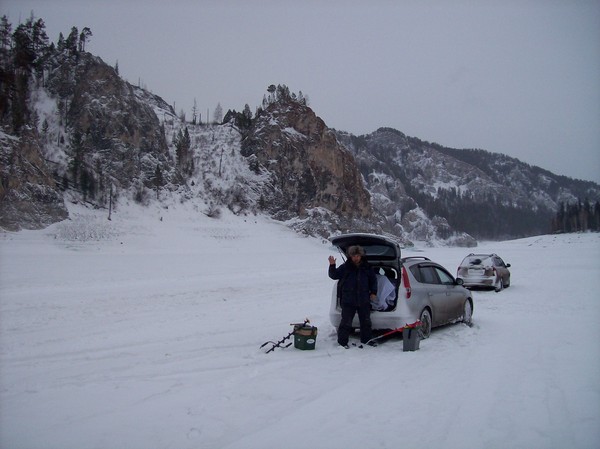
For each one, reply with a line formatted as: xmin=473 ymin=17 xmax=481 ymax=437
xmin=347 ymin=245 xmax=365 ymax=257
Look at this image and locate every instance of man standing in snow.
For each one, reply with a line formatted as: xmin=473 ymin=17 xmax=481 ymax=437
xmin=328 ymin=245 xmax=377 ymax=347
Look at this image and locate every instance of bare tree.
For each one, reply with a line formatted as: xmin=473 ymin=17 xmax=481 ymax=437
xmin=191 ymin=98 xmax=198 ymax=125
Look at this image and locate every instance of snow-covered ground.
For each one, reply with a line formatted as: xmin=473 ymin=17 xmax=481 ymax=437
xmin=1 ymin=203 xmax=599 ymax=449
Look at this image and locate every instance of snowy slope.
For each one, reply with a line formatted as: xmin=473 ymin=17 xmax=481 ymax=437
xmin=1 ymin=203 xmax=599 ymax=449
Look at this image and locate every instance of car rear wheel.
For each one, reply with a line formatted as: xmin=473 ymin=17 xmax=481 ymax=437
xmin=463 ymin=300 xmax=473 ymax=326
xmin=494 ymin=278 xmax=504 ymax=292
xmin=419 ymin=309 xmax=432 ymax=339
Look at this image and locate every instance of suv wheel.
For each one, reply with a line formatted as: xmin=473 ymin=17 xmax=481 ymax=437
xmin=419 ymin=309 xmax=432 ymax=339
xmin=494 ymin=278 xmax=504 ymax=292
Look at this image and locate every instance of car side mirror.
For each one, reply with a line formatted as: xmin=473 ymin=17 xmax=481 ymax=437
xmin=506 ymin=263 xmax=511 ymax=268
xmin=456 ymin=278 xmax=464 ymax=286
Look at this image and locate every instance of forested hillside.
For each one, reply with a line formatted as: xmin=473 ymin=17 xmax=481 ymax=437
xmin=336 ymin=128 xmax=600 ymax=240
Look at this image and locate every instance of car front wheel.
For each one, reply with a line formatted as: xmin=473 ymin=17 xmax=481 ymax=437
xmin=419 ymin=309 xmax=432 ymax=339
xmin=463 ymin=300 xmax=473 ymax=327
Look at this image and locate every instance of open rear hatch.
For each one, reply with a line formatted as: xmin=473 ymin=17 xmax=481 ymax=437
xmin=329 ymin=233 xmax=402 ymax=312
xmin=329 ymin=233 xmax=401 ymax=261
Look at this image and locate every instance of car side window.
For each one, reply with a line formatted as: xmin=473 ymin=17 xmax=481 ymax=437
xmin=409 ymin=265 xmax=421 ymax=282
xmin=435 ymin=267 xmax=455 ymax=285
xmin=419 ymin=266 xmax=439 ymax=284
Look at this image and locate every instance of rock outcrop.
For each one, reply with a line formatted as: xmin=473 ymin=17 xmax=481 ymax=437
xmin=0 ymin=130 xmax=68 ymax=231
xmin=242 ymin=100 xmax=375 ymax=233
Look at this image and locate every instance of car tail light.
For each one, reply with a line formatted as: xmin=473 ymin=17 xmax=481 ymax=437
xmin=402 ymin=267 xmax=412 ymax=299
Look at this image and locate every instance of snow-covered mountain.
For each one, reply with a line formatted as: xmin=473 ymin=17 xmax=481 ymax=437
xmin=335 ymin=128 xmax=600 ymax=241
xmin=2 ymin=19 xmax=599 ymax=244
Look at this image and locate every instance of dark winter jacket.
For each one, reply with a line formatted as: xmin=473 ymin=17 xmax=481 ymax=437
xmin=329 ymin=260 xmax=377 ymax=307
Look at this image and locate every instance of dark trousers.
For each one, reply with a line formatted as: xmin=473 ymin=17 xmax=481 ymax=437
xmin=338 ymin=303 xmax=372 ymax=345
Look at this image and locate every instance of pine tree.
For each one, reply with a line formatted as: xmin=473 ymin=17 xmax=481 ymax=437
xmin=191 ymin=98 xmax=198 ymax=125
xmin=242 ymin=104 xmax=252 ymax=128
xmin=65 ymin=26 xmax=78 ymax=54
xmin=13 ymin=20 xmax=36 ymax=70
xmin=551 ymin=199 xmax=600 ymax=233
xmin=213 ymin=103 xmax=223 ymax=124
xmin=0 ymin=15 xmax=12 ymax=50
xmin=31 ymin=18 xmax=49 ymax=56
xmin=80 ymin=168 xmax=96 ymax=200
xmin=68 ymin=130 xmax=84 ymax=185
xmin=56 ymin=32 xmax=65 ymax=52
xmin=154 ymin=164 xmax=163 ymax=199
xmin=78 ymin=27 xmax=92 ymax=52
xmin=174 ymin=127 xmax=191 ymax=170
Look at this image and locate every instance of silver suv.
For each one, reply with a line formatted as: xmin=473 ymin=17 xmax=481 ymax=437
xmin=328 ymin=234 xmax=473 ymax=338
xmin=457 ymin=253 xmax=511 ymax=292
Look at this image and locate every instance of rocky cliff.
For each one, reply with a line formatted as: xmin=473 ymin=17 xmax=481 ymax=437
xmin=240 ymin=100 xmax=377 ymax=236
xmin=0 ymin=129 xmax=68 ymax=231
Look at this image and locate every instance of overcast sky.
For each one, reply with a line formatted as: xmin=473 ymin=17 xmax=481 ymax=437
xmin=3 ymin=0 xmax=599 ymax=183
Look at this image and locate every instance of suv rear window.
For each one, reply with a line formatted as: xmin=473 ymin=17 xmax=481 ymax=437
xmin=464 ymin=256 xmax=491 ymax=266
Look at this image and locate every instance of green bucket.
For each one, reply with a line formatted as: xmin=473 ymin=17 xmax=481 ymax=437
xmin=293 ymin=325 xmax=318 ymax=350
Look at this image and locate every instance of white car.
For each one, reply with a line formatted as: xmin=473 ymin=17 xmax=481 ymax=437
xmin=329 ymin=233 xmax=473 ymax=338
